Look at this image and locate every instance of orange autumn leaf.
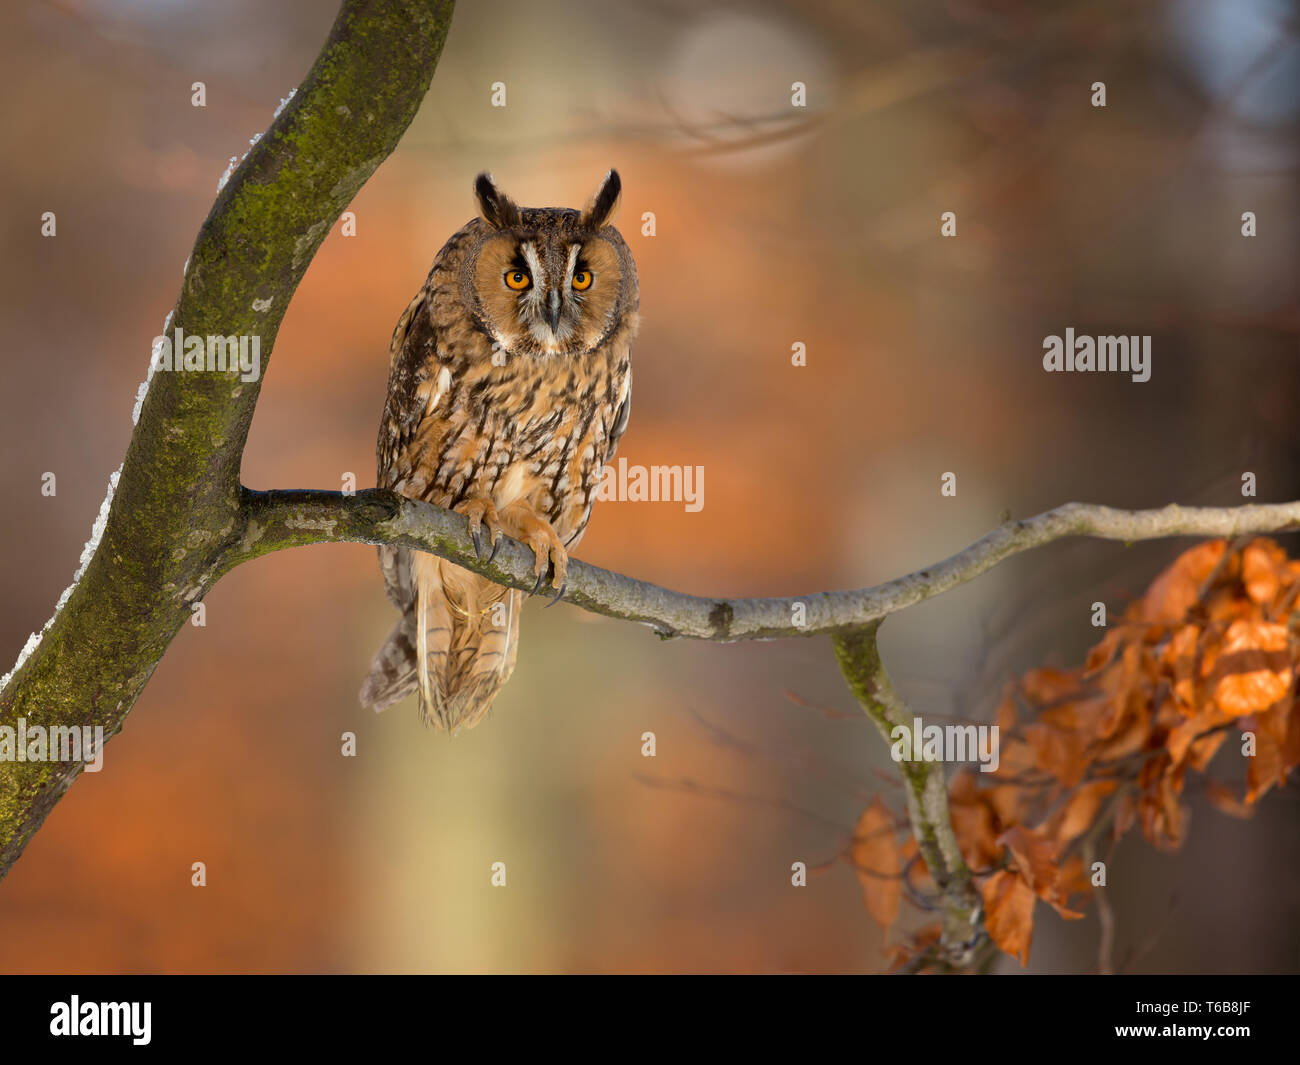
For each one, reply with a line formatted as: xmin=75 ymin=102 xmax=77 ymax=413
xmin=1024 ymin=720 xmax=1094 ymax=786
xmin=885 ymin=922 xmax=941 ymax=972
xmin=1111 ymin=789 xmax=1138 ymax=841
xmin=998 ymin=825 xmax=1086 ymax=919
xmin=851 ymin=796 xmax=901 ymax=933
xmin=1092 ymin=640 xmax=1144 ymax=726
xmin=1203 ymin=780 xmax=1255 ymax=820
xmin=887 ymin=539 xmax=1300 ymax=968
xmin=1055 ymin=855 xmax=1093 ymax=905
xmin=1243 ymin=702 xmax=1298 ymax=802
xmin=1139 ymin=757 xmax=1188 ymax=850
xmin=1167 ymin=708 xmax=1225 ymax=767
xmin=995 ymin=685 xmax=1019 ymax=732
xmin=1092 ymin=695 xmax=1153 ymax=764
xmin=1211 ymin=620 xmax=1291 ymax=717
xmin=1241 ymin=539 xmax=1286 ymax=607
xmin=980 ymin=870 xmax=1035 ymax=966
xmin=984 ymin=784 xmax=1025 ymax=829
xmin=1049 ymin=780 xmax=1119 ymax=847
xmin=899 ymin=835 xmax=931 ymax=888
xmin=1245 ymin=728 xmax=1284 ymax=803
xmin=1019 ymin=667 xmax=1084 ymax=704
xmin=994 ymin=737 xmax=1038 ymax=778
xmin=1161 ymin=623 xmax=1201 ymax=713
xmin=997 ymin=826 xmax=1058 ymax=896
xmin=948 ymin=771 xmax=1002 ymax=871
xmin=1185 ymin=729 xmax=1228 ymax=772
xmin=1085 ymin=627 xmax=1124 ymax=674
xmin=1137 ymin=540 xmax=1225 ymax=623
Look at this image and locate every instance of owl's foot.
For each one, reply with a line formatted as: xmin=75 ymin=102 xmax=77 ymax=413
xmin=501 ymin=504 xmax=568 ymax=597
xmin=455 ymin=497 xmax=503 ymax=564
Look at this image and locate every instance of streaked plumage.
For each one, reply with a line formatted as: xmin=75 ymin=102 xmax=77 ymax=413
xmin=360 ymin=171 xmax=639 ymax=732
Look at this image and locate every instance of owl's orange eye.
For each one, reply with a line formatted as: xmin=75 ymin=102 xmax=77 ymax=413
xmin=572 ymin=270 xmax=593 ymax=291
xmin=504 ymin=270 xmax=531 ymax=290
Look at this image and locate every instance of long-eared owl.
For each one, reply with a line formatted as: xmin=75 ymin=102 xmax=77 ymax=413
xmin=360 ymin=170 xmax=638 ymax=733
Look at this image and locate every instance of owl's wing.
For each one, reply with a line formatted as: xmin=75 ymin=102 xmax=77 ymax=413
xmin=377 ymin=289 xmax=432 ymax=491
xmin=376 ymin=287 xmax=443 ymax=612
xmin=605 ymin=368 xmax=631 ymax=462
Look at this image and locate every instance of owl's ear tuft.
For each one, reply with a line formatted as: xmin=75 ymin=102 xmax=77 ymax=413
xmin=580 ymin=169 xmax=621 ymax=229
xmin=475 ymin=172 xmax=521 ymax=229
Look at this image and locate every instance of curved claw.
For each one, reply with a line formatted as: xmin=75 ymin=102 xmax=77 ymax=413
xmin=486 ymin=534 xmax=502 ymax=565
xmin=471 ymin=524 xmax=484 ymax=561
xmin=529 ymin=569 xmax=548 ymax=597
xmin=544 ymin=581 xmax=567 ymax=608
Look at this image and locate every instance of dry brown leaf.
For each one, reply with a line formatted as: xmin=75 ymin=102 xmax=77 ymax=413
xmin=1242 ymin=539 xmax=1285 ymax=607
xmin=1243 ymin=702 xmax=1295 ymax=802
xmin=980 ymin=870 xmax=1035 ymax=966
xmin=1186 ymin=729 xmax=1229 ymax=772
xmin=1138 ymin=540 xmax=1226 ymax=623
xmin=998 ymin=825 xmax=1085 ymax=918
xmin=1055 ymin=855 xmax=1093 ymax=908
xmin=1085 ymin=628 xmax=1124 ymax=675
xmin=1212 ymin=620 xmax=1291 ymax=717
xmin=995 ymin=684 xmax=1019 ymax=732
xmin=885 ymin=922 xmax=941 ymax=972
xmin=1019 ymin=667 xmax=1085 ymax=705
xmin=1162 ymin=623 xmax=1201 ymax=713
xmin=997 ymin=826 xmax=1058 ymax=896
xmin=948 ymin=771 xmax=1002 ymax=871
xmin=1024 ymin=721 xmax=1089 ymax=787
xmin=1167 ymin=708 xmax=1222 ymax=767
xmin=1139 ymin=757 xmax=1188 ymax=850
xmin=1049 ymin=780 xmax=1119 ymax=847
xmin=1111 ymin=788 xmax=1138 ymax=841
xmin=851 ymin=796 xmax=901 ymax=933
xmin=1203 ymin=780 xmax=1256 ymax=820
xmin=899 ymin=835 xmax=931 ymax=887
xmin=891 ymin=540 xmax=1300 ymax=968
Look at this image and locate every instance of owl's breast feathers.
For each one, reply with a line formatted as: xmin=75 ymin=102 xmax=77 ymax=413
xmin=379 ymin=221 xmax=635 ymax=548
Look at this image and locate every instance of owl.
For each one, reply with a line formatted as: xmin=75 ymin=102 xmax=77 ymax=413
xmin=359 ymin=170 xmax=639 ymax=733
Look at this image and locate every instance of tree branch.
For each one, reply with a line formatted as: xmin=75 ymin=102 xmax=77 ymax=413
xmin=0 ymin=0 xmax=456 ymax=881
xmin=223 ymin=486 xmax=1300 ymax=962
xmin=229 ymin=489 xmax=1300 ymax=641
xmin=832 ymin=622 xmax=980 ymax=964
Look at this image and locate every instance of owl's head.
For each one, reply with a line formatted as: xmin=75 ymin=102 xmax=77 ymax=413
xmin=460 ymin=170 xmax=638 ymax=358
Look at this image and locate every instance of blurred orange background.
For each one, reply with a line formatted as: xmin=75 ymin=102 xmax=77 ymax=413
xmin=0 ymin=0 xmax=1296 ymax=972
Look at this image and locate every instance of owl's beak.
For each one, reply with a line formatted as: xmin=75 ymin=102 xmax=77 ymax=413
xmin=546 ymin=289 xmax=561 ymax=333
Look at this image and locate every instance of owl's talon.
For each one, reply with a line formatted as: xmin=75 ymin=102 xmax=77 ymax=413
xmin=544 ymin=581 xmax=567 ymax=608
xmin=529 ymin=569 xmax=548 ymax=597
xmin=456 ymin=497 xmax=504 ymax=566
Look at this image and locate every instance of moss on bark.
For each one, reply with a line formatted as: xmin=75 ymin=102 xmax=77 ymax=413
xmin=0 ymin=0 xmax=456 ymax=879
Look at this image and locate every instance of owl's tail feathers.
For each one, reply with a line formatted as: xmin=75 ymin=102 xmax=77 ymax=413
xmin=417 ymin=554 xmax=522 ymax=732
xmin=359 ymin=615 xmax=419 ymax=714
xmin=359 ymin=553 xmax=522 ymax=733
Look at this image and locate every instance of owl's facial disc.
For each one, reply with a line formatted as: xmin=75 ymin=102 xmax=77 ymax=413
xmin=472 ymin=223 xmax=625 ymax=358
